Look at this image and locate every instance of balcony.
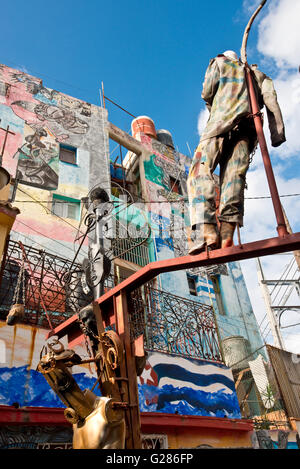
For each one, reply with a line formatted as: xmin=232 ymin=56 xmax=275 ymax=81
xmin=111 ymin=237 xmax=150 ymax=267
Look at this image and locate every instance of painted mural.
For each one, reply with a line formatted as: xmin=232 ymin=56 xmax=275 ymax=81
xmin=0 ymin=426 xmax=73 ymax=449
xmin=138 ymin=352 xmax=241 ymax=419
xmin=0 ymin=65 xmax=95 ymax=190
xmin=0 ymin=321 xmax=100 ymax=408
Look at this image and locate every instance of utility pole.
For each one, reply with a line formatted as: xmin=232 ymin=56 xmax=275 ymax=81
xmin=256 ymin=257 xmax=285 ymax=349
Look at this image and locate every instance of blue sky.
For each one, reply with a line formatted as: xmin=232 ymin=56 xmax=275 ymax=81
xmin=1 ymin=0 xmax=266 ymax=155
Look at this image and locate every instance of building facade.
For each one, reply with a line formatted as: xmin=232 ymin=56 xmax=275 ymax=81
xmin=0 ymin=64 xmax=276 ymax=449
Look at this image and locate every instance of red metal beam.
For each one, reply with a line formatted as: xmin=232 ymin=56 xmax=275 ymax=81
xmin=245 ymin=66 xmax=288 ymax=238
xmin=0 ymin=405 xmax=69 ymax=426
xmin=47 ymin=232 xmax=300 ymax=344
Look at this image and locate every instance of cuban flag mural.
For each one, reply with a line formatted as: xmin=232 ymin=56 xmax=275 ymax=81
xmin=138 ymin=352 xmax=241 ymax=419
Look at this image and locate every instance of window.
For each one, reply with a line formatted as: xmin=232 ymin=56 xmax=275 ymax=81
xmin=187 ymin=274 xmax=197 ymax=296
xmin=59 ymin=145 xmax=77 ymax=165
xmin=52 ymin=195 xmax=80 ymax=220
xmin=169 ymin=176 xmax=182 ymax=195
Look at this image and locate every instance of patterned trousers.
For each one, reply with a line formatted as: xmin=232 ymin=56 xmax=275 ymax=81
xmin=187 ymin=122 xmax=257 ymax=228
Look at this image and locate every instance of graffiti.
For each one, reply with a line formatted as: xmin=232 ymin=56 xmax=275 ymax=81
xmin=34 ymin=102 xmax=89 ymax=134
xmin=153 ymin=154 xmax=186 ymax=192
xmin=13 ymin=124 xmax=59 ymax=189
xmin=10 ymin=101 xmax=89 ymax=135
xmin=151 ymin=138 xmax=176 ymax=161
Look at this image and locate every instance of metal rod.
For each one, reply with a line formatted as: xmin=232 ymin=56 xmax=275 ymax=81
xmin=0 ymin=125 xmax=15 ymax=166
xmin=245 ymin=66 xmax=288 ymax=237
xmin=104 ymin=95 xmax=136 ymax=118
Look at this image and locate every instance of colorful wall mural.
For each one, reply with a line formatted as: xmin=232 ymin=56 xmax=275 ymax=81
xmin=0 ymin=322 xmax=99 ymax=408
xmin=0 ymin=66 xmax=269 ymax=449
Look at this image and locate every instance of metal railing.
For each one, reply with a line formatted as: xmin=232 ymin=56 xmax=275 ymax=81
xmin=111 ymin=236 xmax=150 ymax=266
xmin=0 ymin=239 xmax=95 ymax=328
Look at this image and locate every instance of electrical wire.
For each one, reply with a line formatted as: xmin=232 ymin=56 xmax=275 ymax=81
xmin=276 ymin=264 xmax=299 ymax=307
xmin=5 ymin=191 xmax=300 ymax=204
xmin=270 ymin=257 xmax=295 ymax=300
xmin=15 ymin=186 xmax=94 ymax=244
xmin=11 ymin=230 xmax=70 ymax=259
xmin=3 ymin=58 xmax=96 ymax=104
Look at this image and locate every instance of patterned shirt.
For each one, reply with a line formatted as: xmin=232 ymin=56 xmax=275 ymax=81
xmin=200 ymin=55 xmax=250 ymax=141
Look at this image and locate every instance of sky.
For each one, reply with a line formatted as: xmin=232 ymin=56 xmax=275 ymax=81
xmin=1 ymin=0 xmax=300 ymax=352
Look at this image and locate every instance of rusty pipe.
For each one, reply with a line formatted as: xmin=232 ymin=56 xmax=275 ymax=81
xmin=245 ymin=66 xmax=288 ymax=238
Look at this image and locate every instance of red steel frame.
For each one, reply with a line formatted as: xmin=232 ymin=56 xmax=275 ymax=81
xmin=50 ymin=231 xmax=300 ymax=348
xmin=45 ymin=70 xmax=300 ymax=448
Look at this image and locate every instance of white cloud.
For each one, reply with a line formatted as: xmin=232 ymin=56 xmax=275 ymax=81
xmin=243 ymin=0 xmax=262 ymax=14
xmin=197 ymin=107 xmax=209 ymax=137
xmin=271 ymin=73 xmax=300 ymax=159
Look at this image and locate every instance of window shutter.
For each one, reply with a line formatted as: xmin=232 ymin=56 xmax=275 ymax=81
xmin=59 ymin=146 xmax=76 ymax=164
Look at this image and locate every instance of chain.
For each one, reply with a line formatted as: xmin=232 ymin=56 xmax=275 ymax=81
xmin=249 ymin=139 xmax=258 ymax=167
xmin=83 ymin=330 xmax=93 ymax=359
